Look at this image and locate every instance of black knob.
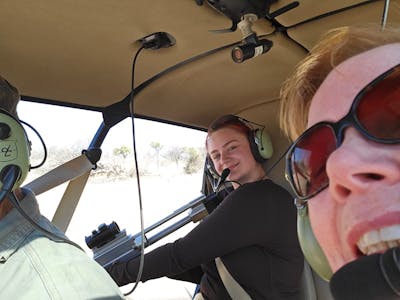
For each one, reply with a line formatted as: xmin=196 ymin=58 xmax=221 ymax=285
xmin=0 ymin=123 xmax=11 ymax=140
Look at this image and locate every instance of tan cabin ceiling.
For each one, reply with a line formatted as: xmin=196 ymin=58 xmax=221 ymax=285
xmin=1 ymin=0 xmax=399 ymax=130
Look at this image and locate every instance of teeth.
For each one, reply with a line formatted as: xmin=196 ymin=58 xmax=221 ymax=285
xmin=360 ymin=230 xmax=380 ymax=245
xmin=380 ymin=226 xmax=400 ymax=241
xmin=357 ymin=224 xmax=400 ymax=255
xmin=366 ymin=244 xmax=379 ymax=255
xmin=374 ymin=242 xmax=388 ymax=253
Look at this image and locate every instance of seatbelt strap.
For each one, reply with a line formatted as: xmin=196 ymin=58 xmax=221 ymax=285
xmin=301 ymin=260 xmax=318 ymax=300
xmin=51 ymin=170 xmax=91 ymax=232
xmin=24 ymin=154 xmax=94 ymax=196
xmin=23 ymin=154 xmax=94 ymax=232
xmin=215 ymin=257 xmax=252 ymax=300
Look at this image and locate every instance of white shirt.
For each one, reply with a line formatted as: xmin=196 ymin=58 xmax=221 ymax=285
xmin=0 ymin=189 xmax=124 ymax=299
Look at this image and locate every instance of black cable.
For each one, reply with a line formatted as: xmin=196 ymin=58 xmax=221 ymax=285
xmin=219 ymin=180 xmax=241 ymax=191
xmin=1 ymin=166 xmax=83 ymax=251
xmin=20 ymin=120 xmax=48 ymax=169
xmin=0 ymin=165 xmax=19 ymax=205
xmin=123 ymin=45 xmax=146 ymax=297
xmin=265 ymin=145 xmax=291 ymax=176
xmin=221 ymin=182 xmax=236 ymax=194
xmin=9 ymin=192 xmax=84 ymax=250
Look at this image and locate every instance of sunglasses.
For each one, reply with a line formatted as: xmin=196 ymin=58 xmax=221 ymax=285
xmin=285 ymin=64 xmax=400 ymax=201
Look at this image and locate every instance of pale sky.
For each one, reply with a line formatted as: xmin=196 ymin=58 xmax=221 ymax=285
xmin=18 ymin=101 xmax=207 ymax=154
xmin=17 ymin=99 xmax=205 ymax=300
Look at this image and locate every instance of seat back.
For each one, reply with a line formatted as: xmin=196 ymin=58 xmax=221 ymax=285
xmin=299 ymin=260 xmax=334 ymax=300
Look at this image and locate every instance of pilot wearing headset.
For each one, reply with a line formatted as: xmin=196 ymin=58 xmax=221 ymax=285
xmin=280 ymin=26 xmax=400 ymax=299
xmin=107 ymin=114 xmax=303 ymax=300
xmin=0 ymin=76 xmax=124 ymax=299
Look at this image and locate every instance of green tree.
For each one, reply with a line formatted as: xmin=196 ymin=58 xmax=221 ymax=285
xmin=183 ymin=147 xmax=203 ymax=174
xmin=163 ymin=146 xmax=185 ymax=169
xmin=113 ymin=146 xmax=131 ymax=159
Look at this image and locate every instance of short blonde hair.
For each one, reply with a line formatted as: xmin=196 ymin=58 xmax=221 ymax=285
xmin=0 ymin=75 xmax=20 ymax=118
xmin=279 ymin=25 xmax=400 ymax=141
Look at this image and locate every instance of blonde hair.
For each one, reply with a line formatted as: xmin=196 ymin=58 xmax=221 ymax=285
xmin=279 ymin=25 xmax=400 ymax=141
xmin=0 ymin=75 xmax=20 ymax=118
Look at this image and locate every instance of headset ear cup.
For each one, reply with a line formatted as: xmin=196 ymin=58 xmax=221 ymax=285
xmin=297 ymin=204 xmax=333 ymax=281
xmin=248 ymin=130 xmax=264 ymax=163
xmin=254 ymin=128 xmax=273 ymax=160
xmin=0 ymin=110 xmax=30 ymax=190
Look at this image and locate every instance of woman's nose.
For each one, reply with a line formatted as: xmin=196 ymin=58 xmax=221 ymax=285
xmin=220 ymin=151 xmax=229 ymax=163
xmin=325 ymin=128 xmax=400 ymax=203
xmin=217 ymin=151 xmax=230 ymax=170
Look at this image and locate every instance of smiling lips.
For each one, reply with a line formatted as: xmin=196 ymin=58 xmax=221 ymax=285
xmin=225 ymin=163 xmax=237 ymax=173
xmin=356 ymin=224 xmax=400 ymax=255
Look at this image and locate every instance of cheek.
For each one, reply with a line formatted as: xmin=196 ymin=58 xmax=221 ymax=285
xmin=308 ymin=191 xmax=350 ymax=271
xmin=241 ymin=148 xmax=257 ymax=166
xmin=308 ymin=193 xmax=338 ymax=253
xmin=211 ymin=160 xmax=223 ymax=175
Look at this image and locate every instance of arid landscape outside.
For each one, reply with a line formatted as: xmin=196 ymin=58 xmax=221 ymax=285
xmin=20 ymin=101 xmax=208 ymax=299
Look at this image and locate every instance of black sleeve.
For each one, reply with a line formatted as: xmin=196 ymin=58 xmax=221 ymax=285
xmin=107 ymin=180 xmax=294 ymax=285
xmin=167 ymin=266 xmax=204 ymax=283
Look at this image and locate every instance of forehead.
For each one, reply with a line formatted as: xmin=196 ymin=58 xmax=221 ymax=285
xmin=207 ymin=127 xmax=247 ymax=152
xmin=308 ymin=43 xmax=400 ymax=127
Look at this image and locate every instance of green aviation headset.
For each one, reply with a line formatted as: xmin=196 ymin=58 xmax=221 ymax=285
xmin=0 ymin=108 xmax=30 ymax=193
xmin=0 ymin=108 xmax=85 ymax=250
xmin=250 ymin=125 xmax=274 ymax=162
xmin=296 ymin=198 xmax=333 ymax=281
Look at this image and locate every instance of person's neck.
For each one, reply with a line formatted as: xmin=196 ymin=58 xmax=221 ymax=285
xmin=0 ymin=188 xmax=23 ymax=220
xmin=0 ymin=199 xmax=14 ymax=219
xmin=232 ymin=167 xmax=267 ymax=189
xmin=252 ymin=167 xmax=268 ymax=183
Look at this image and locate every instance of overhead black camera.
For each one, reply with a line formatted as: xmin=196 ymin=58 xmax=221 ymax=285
xmin=232 ymin=38 xmax=273 ymax=63
xmin=231 ymin=13 xmax=273 ymax=63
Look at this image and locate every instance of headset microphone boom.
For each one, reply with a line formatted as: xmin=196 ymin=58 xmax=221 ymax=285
xmin=215 ymin=168 xmax=230 ymax=191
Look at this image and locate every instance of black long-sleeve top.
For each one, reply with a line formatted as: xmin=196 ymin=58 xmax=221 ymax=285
xmin=122 ymin=179 xmax=304 ymax=299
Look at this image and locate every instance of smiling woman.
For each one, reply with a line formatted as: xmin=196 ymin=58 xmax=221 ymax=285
xmin=105 ymin=113 xmax=303 ymax=300
xmin=280 ymin=26 xmax=400 ymax=299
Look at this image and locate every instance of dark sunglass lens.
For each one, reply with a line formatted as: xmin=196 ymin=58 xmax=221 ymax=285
xmin=357 ymin=69 xmax=400 ymax=140
xmin=290 ymin=125 xmax=336 ymax=198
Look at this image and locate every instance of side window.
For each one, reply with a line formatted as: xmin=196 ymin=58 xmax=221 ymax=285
xmin=19 ymin=101 xmax=103 ymax=218
xmin=19 ymin=101 xmax=207 ymax=298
